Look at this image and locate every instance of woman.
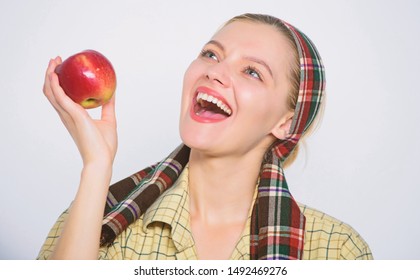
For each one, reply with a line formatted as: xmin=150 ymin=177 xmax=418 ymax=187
xmin=38 ymin=14 xmax=372 ymax=260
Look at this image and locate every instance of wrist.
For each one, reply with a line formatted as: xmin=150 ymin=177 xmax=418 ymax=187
xmin=83 ymin=159 xmax=113 ymax=172
xmin=81 ymin=161 xmax=113 ymax=187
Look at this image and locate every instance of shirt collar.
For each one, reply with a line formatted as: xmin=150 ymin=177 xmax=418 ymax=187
xmin=142 ymin=165 xmax=256 ymax=259
xmin=142 ymin=165 xmax=194 ymax=251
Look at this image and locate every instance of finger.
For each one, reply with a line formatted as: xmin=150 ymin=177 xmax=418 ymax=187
xmin=46 ymin=58 xmax=77 ymax=113
xmin=43 ymin=58 xmax=69 ymax=111
xmin=48 ymin=72 xmax=94 ymax=135
xmin=49 ymin=71 xmax=88 ymax=119
xmin=49 ymin=72 xmax=93 ymax=140
xmin=54 ymin=56 xmax=62 ymax=64
xmin=41 ymin=59 xmax=80 ymax=136
xmin=46 ymin=70 xmax=75 ymax=127
xmin=43 ymin=58 xmax=65 ymax=108
xmin=43 ymin=59 xmax=55 ymax=98
xmin=43 ymin=59 xmax=69 ymax=117
xmin=101 ymin=93 xmax=116 ymax=125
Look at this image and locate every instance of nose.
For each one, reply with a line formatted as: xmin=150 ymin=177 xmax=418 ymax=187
xmin=205 ymin=62 xmax=231 ymax=87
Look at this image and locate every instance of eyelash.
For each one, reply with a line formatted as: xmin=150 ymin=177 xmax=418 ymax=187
xmin=200 ymin=49 xmax=218 ymax=61
xmin=200 ymin=48 xmax=263 ymax=82
xmin=243 ymin=66 xmax=263 ymax=81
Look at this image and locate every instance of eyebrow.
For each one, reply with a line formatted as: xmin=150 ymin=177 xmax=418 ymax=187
xmin=206 ymin=40 xmax=225 ymax=51
xmin=243 ymin=56 xmax=273 ymax=78
xmin=205 ymin=40 xmax=273 ymax=78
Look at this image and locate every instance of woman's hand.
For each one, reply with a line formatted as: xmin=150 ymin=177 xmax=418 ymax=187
xmin=43 ymin=57 xmax=118 ymax=259
xmin=43 ymin=57 xmax=118 ymax=168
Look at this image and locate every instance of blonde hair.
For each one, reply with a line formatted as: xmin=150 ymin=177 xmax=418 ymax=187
xmin=225 ymin=14 xmax=325 ymax=168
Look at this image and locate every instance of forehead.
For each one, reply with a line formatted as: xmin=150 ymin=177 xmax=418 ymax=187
xmin=211 ymin=21 xmax=294 ymax=74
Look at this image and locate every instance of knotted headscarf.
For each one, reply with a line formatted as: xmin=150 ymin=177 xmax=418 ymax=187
xmin=100 ymin=15 xmax=325 ymax=260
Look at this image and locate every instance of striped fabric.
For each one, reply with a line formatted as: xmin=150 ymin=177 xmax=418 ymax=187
xmin=100 ymin=145 xmax=190 ymax=246
xmin=100 ymin=17 xmax=325 ymax=260
xmin=37 ymin=168 xmax=373 ymax=260
xmin=250 ymin=152 xmax=306 ymax=259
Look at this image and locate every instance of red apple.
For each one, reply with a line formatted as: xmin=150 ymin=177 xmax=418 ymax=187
xmin=54 ymin=50 xmax=116 ymax=109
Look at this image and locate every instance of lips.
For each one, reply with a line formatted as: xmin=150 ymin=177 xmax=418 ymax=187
xmin=190 ymin=86 xmax=233 ymax=123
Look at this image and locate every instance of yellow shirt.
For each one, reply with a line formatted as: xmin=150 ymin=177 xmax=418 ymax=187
xmin=37 ymin=167 xmax=373 ymax=260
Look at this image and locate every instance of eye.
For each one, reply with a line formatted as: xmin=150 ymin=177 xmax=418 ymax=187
xmin=244 ymin=66 xmax=263 ymax=81
xmin=200 ymin=49 xmax=219 ymax=62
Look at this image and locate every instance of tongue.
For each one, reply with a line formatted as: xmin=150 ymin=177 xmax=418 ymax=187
xmin=196 ymin=107 xmax=227 ymax=120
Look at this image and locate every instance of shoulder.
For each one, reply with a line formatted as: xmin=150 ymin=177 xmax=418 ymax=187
xmin=298 ymin=203 xmax=373 ymax=260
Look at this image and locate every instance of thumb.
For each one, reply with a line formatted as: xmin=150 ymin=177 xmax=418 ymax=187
xmin=101 ymin=93 xmax=116 ymax=125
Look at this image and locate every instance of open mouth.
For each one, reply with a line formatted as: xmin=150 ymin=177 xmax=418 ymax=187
xmin=192 ymin=91 xmax=232 ymax=122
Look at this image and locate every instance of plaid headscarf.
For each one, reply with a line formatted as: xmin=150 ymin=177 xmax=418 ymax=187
xmin=100 ymin=16 xmax=325 ymax=260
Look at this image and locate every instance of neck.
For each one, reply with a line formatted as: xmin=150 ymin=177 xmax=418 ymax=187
xmin=188 ymin=148 xmax=265 ymax=226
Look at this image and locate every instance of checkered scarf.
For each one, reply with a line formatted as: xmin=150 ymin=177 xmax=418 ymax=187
xmin=100 ymin=18 xmax=325 ymax=260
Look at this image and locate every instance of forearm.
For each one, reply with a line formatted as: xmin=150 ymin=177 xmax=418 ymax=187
xmin=50 ymin=162 xmax=112 ymax=259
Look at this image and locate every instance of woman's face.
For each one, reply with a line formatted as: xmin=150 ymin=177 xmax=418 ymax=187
xmin=179 ymin=20 xmax=295 ymax=157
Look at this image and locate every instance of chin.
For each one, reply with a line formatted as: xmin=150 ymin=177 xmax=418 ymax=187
xmin=179 ymin=110 xmax=235 ymax=156
xmin=180 ymin=126 xmax=210 ymax=151
xmin=179 ymin=126 xmax=222 ymax=156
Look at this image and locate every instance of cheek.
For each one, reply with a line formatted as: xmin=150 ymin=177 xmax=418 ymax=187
xmin=179 ymin=61 xmax=203 ymax=136
xmin=180 ymin=64 xmax=196 ymax=109
xmin=181 ymin=61 xmax=202 ymax=103
xmin=183 ymin=60 xmax=203 ymax=87
xmin=237 ymin=86 xmax=284 ymax=130
xmin=237 ymin=86 xmax=272 ymax=115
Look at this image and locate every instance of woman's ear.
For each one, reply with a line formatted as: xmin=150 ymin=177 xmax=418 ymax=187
xmin=271 ymin=113 xmax=294 ymax=140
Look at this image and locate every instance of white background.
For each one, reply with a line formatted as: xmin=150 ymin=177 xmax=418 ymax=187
xmin=0 ymin=0 xmax=419 ymax=260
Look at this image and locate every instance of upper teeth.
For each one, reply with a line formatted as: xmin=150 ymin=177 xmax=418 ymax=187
xmin=196 ymin=92 xmax=232 ymax=116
